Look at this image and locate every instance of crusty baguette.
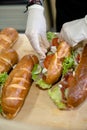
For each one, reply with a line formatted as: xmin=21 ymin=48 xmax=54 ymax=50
xmin=0 ymin=27 xmax=18 ymax=44
xmin=0 ymin=34 xmax=12 ymax=53
xmin=67 ymin=44 xmax=87 ymax=107
xmin=0 ymin=49 xmax=18 ymax=73
xmin=1 ymin=54 xmax=39 ymax=119
xmin=0 ymin=28 xmax=18 ymax=53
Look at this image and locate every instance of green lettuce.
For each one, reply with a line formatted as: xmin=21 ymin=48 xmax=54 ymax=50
xmin=32 ymin=64 xmax=52 ymax=89
xmin=46 ymin=32 xmax=57 ymax=42
xmin=48 ymin=85 xmax=66 ymax=109
xmin=62 ymin=53 xmax=75 ymax=76
xmin=0 ymin=72 xmax=8 ymax=113
xmin=0 ymin=72 xmax=8 ymax=86
xmin=35 ymin=78 xmax=51 ymax=89
xmin=0 ymin=105 xmax=2 ymax=113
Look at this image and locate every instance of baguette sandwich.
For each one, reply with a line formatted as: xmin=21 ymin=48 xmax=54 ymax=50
xmin=1 ymin=54 xmax=38 ymax=119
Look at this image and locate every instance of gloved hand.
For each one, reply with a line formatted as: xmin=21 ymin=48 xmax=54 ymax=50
xmin=59 ymin=15 xmax=87 ymax=47
xmin=25 ymin=4 xmax=50 ymax=59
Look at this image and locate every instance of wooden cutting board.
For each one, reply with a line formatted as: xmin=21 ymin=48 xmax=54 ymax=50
xmin=0 ymin=34 xmax=87 ymax=130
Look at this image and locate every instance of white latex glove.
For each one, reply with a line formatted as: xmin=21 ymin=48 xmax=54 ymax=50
xmin=59 ymin=15 xmax=87 ymax=47
xmin=25 ymin=5 xmax=50 ymax=59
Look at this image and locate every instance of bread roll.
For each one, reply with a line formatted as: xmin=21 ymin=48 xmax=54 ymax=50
xmin=44 ymin=41 xmax=71 ymax=84
xmin=0 ymin=27 xmax=18 ymax=44
xmin=1 ymin=54 xmax=38 ymax=119
xmin=0 ymin=28 xmax=18 ymax=53
xmin=0 ymin=49 xmax=18 ymax=73
xmin=67 ymin=44 xmax=87 ymax=107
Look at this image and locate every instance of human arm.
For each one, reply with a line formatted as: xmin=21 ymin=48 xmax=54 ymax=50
xmin=25 ymin=0 xmax=50 ymax=59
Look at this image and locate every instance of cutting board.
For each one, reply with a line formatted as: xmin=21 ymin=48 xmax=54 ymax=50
xmin=0 ymin=34 xmax=87 ymax=130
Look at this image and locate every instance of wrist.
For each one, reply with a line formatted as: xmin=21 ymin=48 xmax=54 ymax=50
xmin=24 ymin=0 xmax=44 ymax=13
xmin=28 ymin=0 xmax=43 ymax=6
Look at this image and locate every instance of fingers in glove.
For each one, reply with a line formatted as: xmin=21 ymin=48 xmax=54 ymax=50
xmin=26 ymin=32 xmax=46 ymax=59
xmin=40 ymin=33 xmax=50 ymax=49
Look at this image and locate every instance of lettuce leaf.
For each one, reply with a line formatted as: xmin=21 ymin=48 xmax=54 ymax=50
xmin=0 ymin=105 xmax=2 ymax=113
xmin=0 ymin=72 xmax=8 ymax=86
xmin=62 ymin=53 xmax=75 ymax=76
xmin=46 ymin=32 xmax=57 ymax=42
xmin=32 ymin=64 xmax=42 ymax=75
xmin=35 ymin=78 xmax=52 ymax=89
xmin=0 ymin=72 xmax=8 ymax=113
xmin=32 ymin=64 xmax=52 ymax=89
xmin=48 ymin=85 xmax=66 ymax=109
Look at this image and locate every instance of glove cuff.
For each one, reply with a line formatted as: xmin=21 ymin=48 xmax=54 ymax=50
xmin=28 ymin=4 xmax=44 ymax=11
xmin=28 ymin=0 xmax=43 ymax=6
xmin=24 ymin=0 xmax=44 ymax=12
